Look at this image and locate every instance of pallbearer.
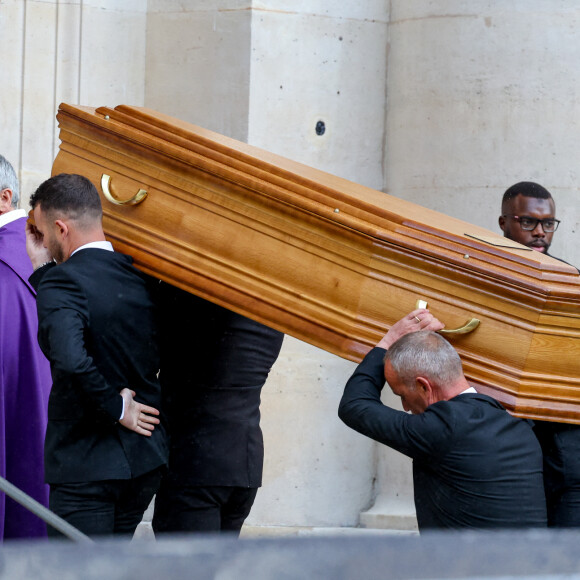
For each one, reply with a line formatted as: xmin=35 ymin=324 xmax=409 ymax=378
xmin=339 ymin=310 xmax=547 ymax=530
xmin=153 ymin=286 xmax=283 ymax=536
xmin=499 ymin=182 xmax=580 ymax=528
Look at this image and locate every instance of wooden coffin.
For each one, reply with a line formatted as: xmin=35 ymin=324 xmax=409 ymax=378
xmin=51 ymin=103 xmax=580 ymax=423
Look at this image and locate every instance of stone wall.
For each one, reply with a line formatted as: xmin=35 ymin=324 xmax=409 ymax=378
xmin=0 ymin=0 xmax=148 ymax=205
xmin=383 ymin=1 xmax=580 ymax=265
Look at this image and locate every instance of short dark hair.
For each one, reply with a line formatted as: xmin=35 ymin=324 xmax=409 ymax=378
xmin=502 ymin=181 xmax=553 ymax=205
xmin=30 ymin=174 xmax=102 ymax=222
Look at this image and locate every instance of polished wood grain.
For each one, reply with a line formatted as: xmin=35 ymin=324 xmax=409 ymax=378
xmin=52 ymin=103 xmax=580 ymax=423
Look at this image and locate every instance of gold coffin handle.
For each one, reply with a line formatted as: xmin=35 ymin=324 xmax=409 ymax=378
xmin=415 ymin=299 xmax=480 ymax=336
xmin=101 ymin=174 xmax=148 ymax=206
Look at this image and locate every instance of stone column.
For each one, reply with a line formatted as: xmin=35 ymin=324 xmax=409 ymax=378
xmin=243 ymin=1 xmax=391 ymax=529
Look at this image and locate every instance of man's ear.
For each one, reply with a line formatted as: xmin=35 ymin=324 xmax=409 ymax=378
xmin=415 ymin=376 xmax=432 ymax=395
xmin=498 ymin=215 xmax=506 ymax=232
xmin=54 ymin=219 xmax=69 ymax=238
xmin=416 ymin=376 xmax=438 ymax=405
xmin=0 ymin=188 xmax=13 ymax=214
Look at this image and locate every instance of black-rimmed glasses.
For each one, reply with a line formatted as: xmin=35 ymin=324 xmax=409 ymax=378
xmin=502 ymin=215 xmax=560 ymax=232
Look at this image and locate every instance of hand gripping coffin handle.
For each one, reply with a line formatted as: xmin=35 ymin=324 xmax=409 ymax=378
xmin=101 ymin=174 xmax=148 ymax=206
xmin=415 ymin=300 xmax=480 ymax=335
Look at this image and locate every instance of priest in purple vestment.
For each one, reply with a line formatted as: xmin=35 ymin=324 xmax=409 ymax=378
xmin=0 ymin=155 xmax=52 ymax=540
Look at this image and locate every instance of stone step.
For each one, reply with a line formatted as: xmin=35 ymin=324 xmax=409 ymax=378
xmin=241 ymin=525 xmax=418 ymax=538
xmin=134 ymin=521 xmax=417 ymax=540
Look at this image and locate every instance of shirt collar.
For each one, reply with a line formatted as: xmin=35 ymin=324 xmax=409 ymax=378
xmin=459 ymin=386 xmax=477 ymax=395
xmin=0 ymin=208 xmax=26 ymax=229
xmin=71 ymin=240 xmax=114 ymax=257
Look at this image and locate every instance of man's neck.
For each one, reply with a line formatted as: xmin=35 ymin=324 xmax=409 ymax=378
xmin=0 ymin=208 xmax=26 ymax=228
xmin=70 ymin=240 xmax=113 ymax=257
xmin=440 ymin=378 xmax=472 ymax=401
xmin=66 ymin=229 xmax=107 ymax=259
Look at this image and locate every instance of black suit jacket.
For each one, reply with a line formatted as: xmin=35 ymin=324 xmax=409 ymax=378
xmin=339 ymin=347 xmax=547 ymax=529
xmin=32 ymin=250 xmax=167 ymax=484
xmin=158 ymin=284 xmax=283 ymax=487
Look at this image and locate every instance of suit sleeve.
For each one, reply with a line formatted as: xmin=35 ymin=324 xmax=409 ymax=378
xmin=338 ymin=347 xmax=456 ymax=460
xmin=29 ymin=261 xmax=56 ymax=290
xmin=36 ymin=267 xmax=123 ymax=421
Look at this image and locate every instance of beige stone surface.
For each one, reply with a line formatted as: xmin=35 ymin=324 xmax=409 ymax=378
xmin=145 ymin=4 xmax=251 ymax=141
xmin=247 ymin=5 xmax=389 ymax=189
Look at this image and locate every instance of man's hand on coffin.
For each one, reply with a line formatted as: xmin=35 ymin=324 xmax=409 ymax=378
xmin=119 ymin=388 xmax=160 ymax=437
xmin=377 ymin=309 xmax=445 ymax=350
xmin=25 ymin=220 xmax=53 ymax=269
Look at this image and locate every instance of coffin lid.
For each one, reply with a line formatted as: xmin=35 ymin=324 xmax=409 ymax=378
xmin=60 ymin=103 xmax=577 ymax=299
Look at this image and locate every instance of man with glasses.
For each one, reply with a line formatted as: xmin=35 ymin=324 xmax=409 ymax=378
xmin=499 ymin=181 xmax=580 ymax=528
xmin=499 ymin=181 xmax=559 ymax=255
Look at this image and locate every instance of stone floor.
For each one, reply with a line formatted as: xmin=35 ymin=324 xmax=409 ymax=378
xmin=135 ymin=522 xmax=417 ymax=541
xmin=133 ymin=497 xmax=418 ymax=541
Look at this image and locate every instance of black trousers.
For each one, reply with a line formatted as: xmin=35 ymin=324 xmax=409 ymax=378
xmin=152 ymin=483 xmax=258 ymax=537
xmin=48 ymin=466 xmax=164 ymax=538
xmin=534 ymin=421 xmax=580 ymax=527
